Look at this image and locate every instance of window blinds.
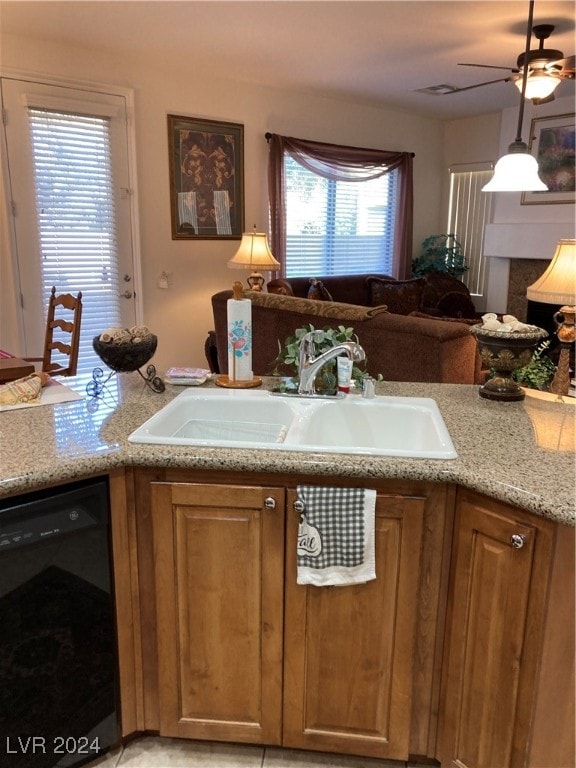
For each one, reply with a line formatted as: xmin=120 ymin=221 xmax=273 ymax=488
xmin=447 ymin=166 xmax=494 ymax=299
xmin=284 ymin=155 xmax=397 ymax=277
xmin=29 ymin=107 xmax=121 ymax=374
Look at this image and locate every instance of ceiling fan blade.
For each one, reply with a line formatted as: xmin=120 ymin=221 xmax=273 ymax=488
xmin=459 ymin=63 xmax=517 ymax=72
xmin=549 ymin=54 xmax=575 ymax=71
xmin=446 ymin=76 xmax=512 ymax=94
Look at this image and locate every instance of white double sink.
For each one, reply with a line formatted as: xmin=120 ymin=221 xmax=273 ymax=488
xmin=128 ymin=388 xmax=457 ymax=459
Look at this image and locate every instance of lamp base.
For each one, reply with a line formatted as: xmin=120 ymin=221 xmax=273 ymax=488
xmin=216 ymin=375 xmax=262 ymax=389
xmin=247 ymin=272 xmax=265 ymax=291
xmin=549 ymin=306 xmax=575 ymax=399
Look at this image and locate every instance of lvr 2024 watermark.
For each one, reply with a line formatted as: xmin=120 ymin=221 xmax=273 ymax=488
xmin=5 ymin=736 xmax=101 ymax=757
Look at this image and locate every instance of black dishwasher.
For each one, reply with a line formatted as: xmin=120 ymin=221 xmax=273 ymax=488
xmin=0 ymin=477 xmax=120 ymax=768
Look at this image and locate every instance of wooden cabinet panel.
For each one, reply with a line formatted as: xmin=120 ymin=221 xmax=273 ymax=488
xmin=438 ymin=489 xmax=556 ymax=768
xmin=283 ymin=489 xmax=425 ymax=760
xmin=151 ymin=482 xmax=285 ymax=744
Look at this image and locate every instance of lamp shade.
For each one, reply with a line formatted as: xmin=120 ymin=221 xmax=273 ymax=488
xmin=227 ymin=231 xmax=280 ymax=270
xmin=526 ymin=239 xmax=576 ymax=305
xmin=513 ymin=71 xmax=562 ymax=101
xmin=482 ymin=148 xmax=547 ymax=192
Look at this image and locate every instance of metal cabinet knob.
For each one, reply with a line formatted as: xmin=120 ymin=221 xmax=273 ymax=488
xmin=264 ymin=497 xmax=276 ymax=509
xmin=510 ymin=533 xmax=526 ymax=549
xmin=293 ymin=500 xmax=305 ymax=513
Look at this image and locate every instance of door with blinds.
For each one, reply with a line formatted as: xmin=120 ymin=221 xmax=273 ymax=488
xmin=1 ymin=77 xmax=139 ymax=375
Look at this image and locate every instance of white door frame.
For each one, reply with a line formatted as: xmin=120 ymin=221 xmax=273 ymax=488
xmin=0 ymin=67 xmax=143 ymax=353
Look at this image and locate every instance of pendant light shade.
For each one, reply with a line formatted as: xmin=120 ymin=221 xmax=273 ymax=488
xmin=482 ymin=141 xmax=547 ymax=192
xmin=513 ymin=71 xmax=562 ymax=100
xmin=482 ymin=1 xmax=549 ymax=194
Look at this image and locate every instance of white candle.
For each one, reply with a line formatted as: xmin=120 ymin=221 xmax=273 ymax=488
xmin=227 ymin=283 xmax=253 ymax=382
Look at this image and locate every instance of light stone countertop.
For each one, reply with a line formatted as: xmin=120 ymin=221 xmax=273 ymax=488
xmin=0 ymin=374 xmax=574 ymax=526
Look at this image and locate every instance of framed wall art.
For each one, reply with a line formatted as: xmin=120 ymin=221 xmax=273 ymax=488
xmin=168 ymin=115 xmax=244 ymax=238
xmin=521 ymin=112 xmax=575 ymax=205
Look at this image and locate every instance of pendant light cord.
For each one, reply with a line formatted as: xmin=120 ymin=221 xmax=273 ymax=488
xmin=514 ymin=0 xmax=535 ymax=144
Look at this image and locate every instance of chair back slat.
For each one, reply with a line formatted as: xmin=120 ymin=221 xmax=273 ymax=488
xmin=40 ymin=286 xmax=83 ymax=377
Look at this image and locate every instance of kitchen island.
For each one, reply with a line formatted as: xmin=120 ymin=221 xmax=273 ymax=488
xmin=0 ymin=376 xmax=574 ymax=767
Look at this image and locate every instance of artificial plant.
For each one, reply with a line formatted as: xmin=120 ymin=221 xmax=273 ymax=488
xmin=269 ymin=324 xmax=370 ymax=393
xmin=412 ymin=234 xmax=468 ymax=277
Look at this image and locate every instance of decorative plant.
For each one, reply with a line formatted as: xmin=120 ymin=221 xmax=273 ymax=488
xmin=269 ymin=324 xmax=370 ymax=393
xmin=511 ymin=340 xmax=556 ymax=390
xmin=412 ymin=234 xmax=468 ymax=277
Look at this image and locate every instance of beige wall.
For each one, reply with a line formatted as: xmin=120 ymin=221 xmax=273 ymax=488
xmin=1 ymin=31 xmax=465 ymax=372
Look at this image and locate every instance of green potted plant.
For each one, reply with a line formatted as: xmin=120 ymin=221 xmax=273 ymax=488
xmin=269 ymin=324 xmax=370 ymax=394
xmin=412 ymin=234 xmax=468 ymax=277
xmin=511 ymin=340 xmax=557 ymax=391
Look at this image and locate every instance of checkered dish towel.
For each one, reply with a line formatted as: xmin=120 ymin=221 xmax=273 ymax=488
xmin=296 ymin=485 xmax=376 ymax=587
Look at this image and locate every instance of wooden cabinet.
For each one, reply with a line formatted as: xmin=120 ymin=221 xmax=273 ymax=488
xmin=283 ymin=488 xmax=425 ymax=760
xmin=438 ymin=488 xmax=574 ymax=768
xmin=141 ymin=474 xmax=449 ymax=762
xmin=150 ymin=482 xmax=285 ymax=744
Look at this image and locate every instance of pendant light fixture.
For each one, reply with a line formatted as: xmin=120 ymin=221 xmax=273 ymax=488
xmin=483 ymin=0 xmax=548 ymax=193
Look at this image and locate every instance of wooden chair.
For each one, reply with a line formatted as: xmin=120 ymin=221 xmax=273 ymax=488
xmin=26 ymin=286 xmax=83 ymax=376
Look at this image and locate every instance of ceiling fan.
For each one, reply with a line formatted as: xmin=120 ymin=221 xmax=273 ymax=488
xmin=449 ymin=17 xmax=575 ymax=104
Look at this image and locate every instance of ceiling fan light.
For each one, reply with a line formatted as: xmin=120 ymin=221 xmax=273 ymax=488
xmin=513 ymin=71 xmax=562 ymax=100
xmin=482 ymin=149 xmax=548 ymax=192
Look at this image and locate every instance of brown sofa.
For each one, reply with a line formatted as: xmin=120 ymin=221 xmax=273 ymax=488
xmin=211 ymin=280 xmax=482 ymax=384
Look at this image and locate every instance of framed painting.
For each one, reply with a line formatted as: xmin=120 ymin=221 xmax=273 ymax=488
xmin=521 ymin=113 xmax=575 ymax=205
xmin=168 ymin=115 xmax=244 ymax=238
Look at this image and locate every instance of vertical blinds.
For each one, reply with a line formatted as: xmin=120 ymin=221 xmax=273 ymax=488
xmin=284 ymin=155 xmax=397 ymax=277
xmin=447 ymin=167 xmax=494 ymax=298
xmin=29 ymin=107 xmax=121 ymax=374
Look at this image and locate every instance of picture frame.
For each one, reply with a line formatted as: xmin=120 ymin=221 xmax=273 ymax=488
xmin=521 ymin=112 xmax=575 ymax=205
xmin=167 ymin=115 xmax=244 ymax=238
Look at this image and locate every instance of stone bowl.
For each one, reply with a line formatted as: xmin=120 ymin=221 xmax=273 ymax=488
xmin=470 ymin=324 xmax=548 ymax=401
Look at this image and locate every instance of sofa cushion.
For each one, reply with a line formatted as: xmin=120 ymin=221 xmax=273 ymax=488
xmin=420 ymin=271 xmax=472 ymax=311
xmin=307 ymin=278 xmax=333 ymax=301
xmin=436 ymin=291 xmax=478 ymax=319
xmin=246 ymin=290 xmax=388 ymax=321
xmin=366 ymin=277 xmax=425 ymax=315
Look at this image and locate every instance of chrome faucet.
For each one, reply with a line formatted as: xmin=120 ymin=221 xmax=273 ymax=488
xmin=297 ymin=330 xmax=366 ymax=396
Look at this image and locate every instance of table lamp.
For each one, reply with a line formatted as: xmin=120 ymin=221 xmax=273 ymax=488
xmin=526 ymin=239 xmax=576 ymax=398
xmin=227 ymin=226 xmax=280 ymax=291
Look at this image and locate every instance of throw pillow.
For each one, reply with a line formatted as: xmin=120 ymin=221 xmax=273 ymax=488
xmin=245 ymin=291 xmax=382 ymax=321
xmin=267 ymin=278 xmax=294 ymax=296
xmin=307 ymin=278 xmax=333 ymax=301
xmin=366 ymin=277 xmax=424 ymax=315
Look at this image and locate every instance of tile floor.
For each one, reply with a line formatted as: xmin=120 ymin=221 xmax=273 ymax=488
xmin=89 ymin=737 xmax=428 ymax=768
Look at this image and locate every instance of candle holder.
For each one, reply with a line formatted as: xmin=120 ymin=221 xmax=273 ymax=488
xmin=470 ymin=324 xmax=548 ymax=401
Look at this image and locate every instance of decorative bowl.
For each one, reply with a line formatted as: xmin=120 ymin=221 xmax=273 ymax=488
xmin=93 ymin=335 xmax=158 ymax=373
xmin=470 ymin=324 xmax=548 ymax=401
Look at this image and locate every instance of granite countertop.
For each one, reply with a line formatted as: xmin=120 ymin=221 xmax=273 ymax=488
xmin=1 ymin=374 xmax=574 ymax=526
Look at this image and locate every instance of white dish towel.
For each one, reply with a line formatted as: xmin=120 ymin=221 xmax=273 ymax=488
xmin=296 ymin=485 xmax=376 ymax=587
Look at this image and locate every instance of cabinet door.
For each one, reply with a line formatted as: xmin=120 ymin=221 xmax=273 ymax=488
xmin=283 ymin=488 xmax=425 ymax=760
xmin=438 ymin=490 xmax=552 ymax=768
xmin=151 ymin=482 xmax=285 ymax=744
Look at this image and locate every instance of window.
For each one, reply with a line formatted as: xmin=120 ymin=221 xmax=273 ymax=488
xmin=447 ymin=163 xmax=494 ymax=306
xmin=1 ymin=77 xmax=140 ymax=378
xmin=284 ymin=155 xmax=398 ymax=277
xmin=267 ymin=134 xmax=414 ymax=279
